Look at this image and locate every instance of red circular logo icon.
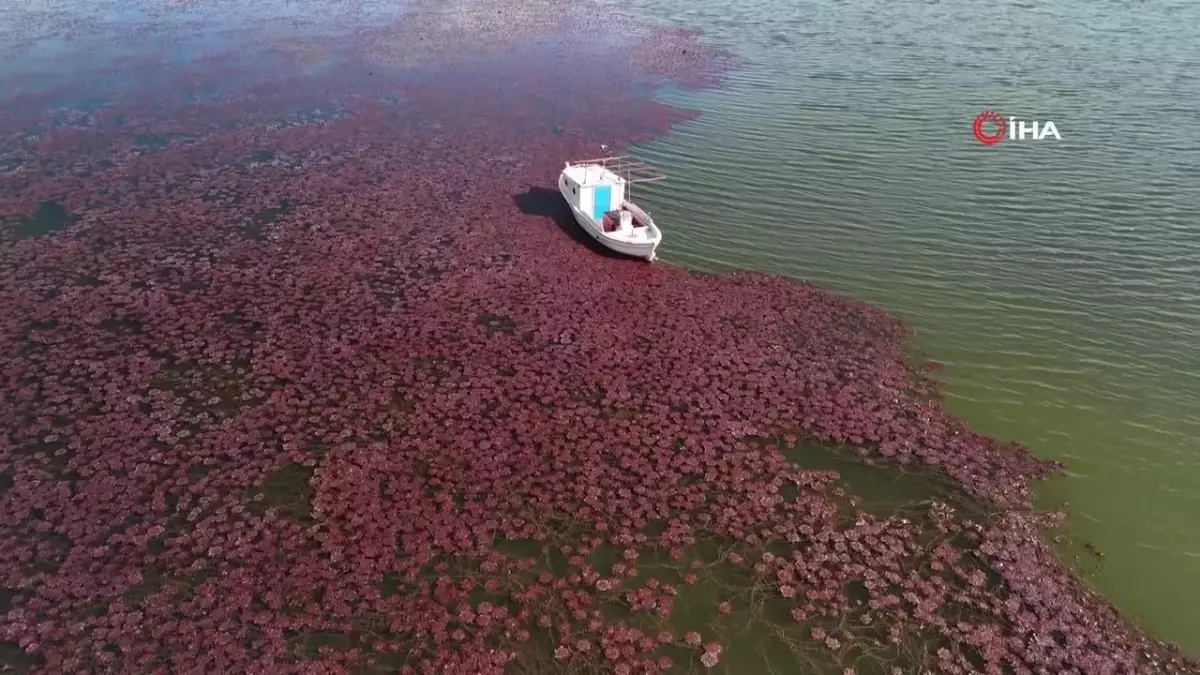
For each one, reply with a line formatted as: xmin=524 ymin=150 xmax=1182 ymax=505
xmin=973 ymin=111 xmax=1006 ymax=145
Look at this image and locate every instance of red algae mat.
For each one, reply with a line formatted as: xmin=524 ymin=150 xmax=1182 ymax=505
xmin=0 ymin=1 xmax=1196 ymax=673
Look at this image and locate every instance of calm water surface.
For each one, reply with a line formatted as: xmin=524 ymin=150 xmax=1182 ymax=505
xmin=621 ymin=0 xmax=1200 ymax=654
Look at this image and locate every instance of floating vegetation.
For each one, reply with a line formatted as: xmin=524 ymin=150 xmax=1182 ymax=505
xmin=0 ymin=0 xmax=1192 ymax=673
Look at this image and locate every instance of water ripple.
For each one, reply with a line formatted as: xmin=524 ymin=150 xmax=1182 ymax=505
xmin=632 ymin=0 xmax=1200 ymax=655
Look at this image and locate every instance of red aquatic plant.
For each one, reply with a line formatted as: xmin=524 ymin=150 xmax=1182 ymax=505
xmin=0 ymin=0 xmax=1193 ymax=673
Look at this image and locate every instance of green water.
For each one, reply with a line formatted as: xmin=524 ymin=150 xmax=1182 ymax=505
xmin=619 ymin=0 xmax=1200 ymax=655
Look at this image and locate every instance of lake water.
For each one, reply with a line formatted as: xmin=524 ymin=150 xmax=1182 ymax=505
xmin=3 ymin=0 xmax=1198 ymax=660
xmin=621 ymin=0 xmax=1200 ymax=654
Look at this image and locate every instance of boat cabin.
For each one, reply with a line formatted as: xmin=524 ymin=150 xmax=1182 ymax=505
xmin=561 ymin=156 xmax=666 ymax=236
xmin=560 ymin=164 xmax=627 ymax=225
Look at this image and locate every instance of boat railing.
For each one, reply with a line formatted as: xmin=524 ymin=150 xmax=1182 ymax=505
xmin=565 ymin=155 xmax=666 ymax=186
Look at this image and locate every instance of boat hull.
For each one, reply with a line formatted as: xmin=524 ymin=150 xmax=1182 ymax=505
xmin=558 ymin=160 xmax=662 ymax=262
xmin=566 ymin=204 xmax=660 ymax=262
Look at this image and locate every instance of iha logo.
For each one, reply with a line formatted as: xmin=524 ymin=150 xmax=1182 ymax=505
xmin=973 ymin=111 xmax=1061 ymax=144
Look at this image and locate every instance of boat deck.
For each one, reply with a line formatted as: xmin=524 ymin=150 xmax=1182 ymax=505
xmin=601 ymin=208 xmax=650 ymax=233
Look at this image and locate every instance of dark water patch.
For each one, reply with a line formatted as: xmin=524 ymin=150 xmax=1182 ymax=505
xmin=99 ymin=317 xmax=145 ymax=334
xmin=124 ymin=561 xmax=217 ymax=608
xmin=245 ymin=198 xmax=293 ymax=239
xmin=18 ymin=318 xmax=59 ymax=349
xmin=779 ymin=439 xmax=994 ymax=522
xmin=253 ymin=200 xmax=293 ymax=224
xmin=362 ymin=273 xmax=407 ymax=307
xmin=389 ymin=392 xmax=417 ymax=415
xmin=248 ymin=462 xmax=315 ymax=523
xmin=133 ymin=133 xmax=181 ymax=149
xmin=475 ymin=313 xmax=517 ymax=335
xmin=123 ymin=566 xmax=167 ymax=605
xmin=0 ymin=641 xmax=44 ymax=673
xmin=483 ymin=252 xmax=514 ymax=268
xmin=377 ymin=572 xmax=408 ymax=599
xmin=186 ymin=463 xmax=211 ymax=482
xmin=147 ymin=357 xmax=261 ymax=419
xmin=13 ymin=437 xmax=72 ymax=474
xmin=0 ymin=589 xmax=16 ymax=614
xmin=287 ymin=630 xmax=354 ymax=658
xmin=25 ymin=531 xmax=72 ymax=575
xmin=10 ymin=200 xmax=79 ymax=239
xmin=219 ymin=310 xmax=264 ymax=336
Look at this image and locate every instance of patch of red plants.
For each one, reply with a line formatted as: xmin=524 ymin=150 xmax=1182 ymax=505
xmin=0 ymin=0 xmax=1195 ymax=673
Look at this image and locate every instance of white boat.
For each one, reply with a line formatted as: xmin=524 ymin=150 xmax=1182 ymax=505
xmin=559 ymin=155 xmax=665 ymax=261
